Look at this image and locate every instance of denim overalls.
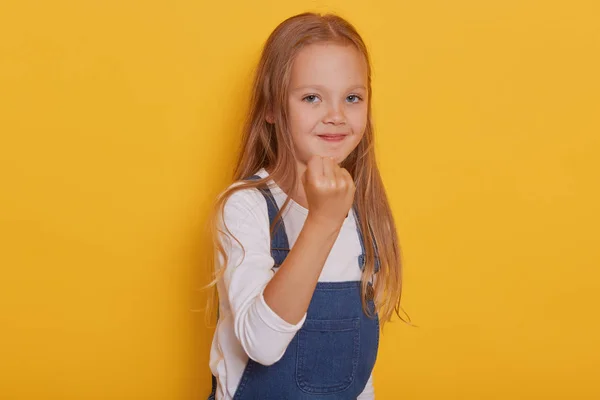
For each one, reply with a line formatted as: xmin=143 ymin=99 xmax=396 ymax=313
xmin=210 ymin=176 xmax=380 ymax=400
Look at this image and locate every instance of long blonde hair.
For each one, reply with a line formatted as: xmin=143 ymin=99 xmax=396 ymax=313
xmin=208 ymin=12 xmax=409 ymax=327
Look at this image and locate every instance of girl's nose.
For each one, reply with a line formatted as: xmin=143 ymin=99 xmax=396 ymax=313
xmin=323 ymin=102 xmax=346 ymax=125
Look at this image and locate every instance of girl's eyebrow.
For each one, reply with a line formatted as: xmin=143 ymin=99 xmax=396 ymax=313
xmin=347 ymin=85 xmax=367 ymax=91
xmin=290 ymin=84 xmax=367 ymax=91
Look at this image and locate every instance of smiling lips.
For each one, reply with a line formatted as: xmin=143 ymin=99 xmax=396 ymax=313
xmin=317 ymin=133 xmax=348 ymax=142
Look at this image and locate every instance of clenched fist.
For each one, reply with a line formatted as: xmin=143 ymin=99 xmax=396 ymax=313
xmin=302 ymin=155 xmax=356 ymax=228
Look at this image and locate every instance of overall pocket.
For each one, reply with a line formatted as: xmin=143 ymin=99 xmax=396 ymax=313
xmin=295 ymin=317 xmax=360 ymax=394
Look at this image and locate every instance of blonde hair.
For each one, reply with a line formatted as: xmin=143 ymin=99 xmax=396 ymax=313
xmin=207 ymin=12 xmax=409 ymax=327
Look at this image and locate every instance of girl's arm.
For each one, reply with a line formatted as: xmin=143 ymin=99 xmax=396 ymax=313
xmin=263 ymin=156 xmax=355 ymax=324
xmin=219 ymin=188 xmax=304 ymax=366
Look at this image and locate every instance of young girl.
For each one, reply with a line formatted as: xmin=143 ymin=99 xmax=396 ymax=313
xmin=208 ymin=12 xmax=404 ymax=400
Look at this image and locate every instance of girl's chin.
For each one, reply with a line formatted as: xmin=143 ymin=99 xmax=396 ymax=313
xmin=296 ymin=149 xmax=350 ymax=167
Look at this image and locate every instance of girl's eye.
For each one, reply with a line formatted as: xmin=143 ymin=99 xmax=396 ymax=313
xmin=303 ymin=95 xmax=320 ymax=104
xmin=347 ymin=94 xmax=362 ymax=103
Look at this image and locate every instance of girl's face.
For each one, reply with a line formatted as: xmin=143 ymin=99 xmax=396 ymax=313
xmin=286 ymin=42 xmax=368 ymax=166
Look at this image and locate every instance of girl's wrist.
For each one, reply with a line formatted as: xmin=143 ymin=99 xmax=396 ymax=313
xmin=305 ymin=213 xmax=344 ymax=237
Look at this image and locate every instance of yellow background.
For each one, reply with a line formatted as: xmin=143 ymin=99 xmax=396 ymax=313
xmin=1 ymin=0 xmax=599 ymax=398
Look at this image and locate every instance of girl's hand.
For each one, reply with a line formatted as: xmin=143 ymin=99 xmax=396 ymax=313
xmin=302 ymin=155 xmax=356 ymax=229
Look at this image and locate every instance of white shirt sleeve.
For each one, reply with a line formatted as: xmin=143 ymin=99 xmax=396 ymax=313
xmin=357 ymin=373 xmax=375 ymax=399
xmin=217 ymin=188 xmax=306 ymax=366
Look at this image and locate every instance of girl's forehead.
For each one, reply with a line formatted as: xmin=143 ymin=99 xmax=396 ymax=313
xmin=289 ymin=43 xmax=368 ymax=87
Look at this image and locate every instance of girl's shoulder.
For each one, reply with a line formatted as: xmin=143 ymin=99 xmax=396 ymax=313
xmin=219 ymin=169 xmax=272 ymax=219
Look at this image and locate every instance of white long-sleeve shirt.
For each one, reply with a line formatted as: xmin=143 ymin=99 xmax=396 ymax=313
xmin=209 ymin=168 xmax=375 ymax=399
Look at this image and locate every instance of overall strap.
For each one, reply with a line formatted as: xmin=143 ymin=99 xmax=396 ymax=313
xmin=246 ymin=175 xmax=290 ymax=267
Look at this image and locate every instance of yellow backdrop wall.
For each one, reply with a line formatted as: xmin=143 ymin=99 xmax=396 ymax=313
xmin=1 ymin=0 xmax=599 ymax=398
